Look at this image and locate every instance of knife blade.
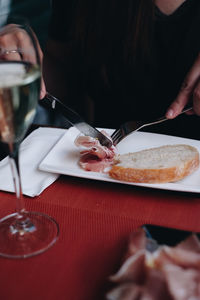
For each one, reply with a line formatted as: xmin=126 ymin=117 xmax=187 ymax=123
xmin=41 ymin=93 xmax=113 ymax=148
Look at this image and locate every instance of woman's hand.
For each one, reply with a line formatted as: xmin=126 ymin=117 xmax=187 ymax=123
xmin=166 ymin=53 xmax=200 ymax=118
xmin=0 ymin=24 xmax=46 ymax=99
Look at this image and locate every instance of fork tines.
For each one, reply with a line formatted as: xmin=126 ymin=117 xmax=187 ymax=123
xmin=111 ymin=129 xmax=123 ymax=146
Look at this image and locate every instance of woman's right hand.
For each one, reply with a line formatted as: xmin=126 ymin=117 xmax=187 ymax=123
xmin=0 ymin=24 xmax=46 ymax=99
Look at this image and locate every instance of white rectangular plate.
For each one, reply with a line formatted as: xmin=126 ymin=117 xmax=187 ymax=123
xmin=39 ymin=127 xmax=200 ymax=193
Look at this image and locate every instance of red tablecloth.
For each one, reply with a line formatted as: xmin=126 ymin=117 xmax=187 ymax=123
xmin=0 ymin=175 xmax=200 ymax=300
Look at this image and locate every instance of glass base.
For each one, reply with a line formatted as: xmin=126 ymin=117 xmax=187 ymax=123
xmin=0 ymin=211 xmax=59 ymax=258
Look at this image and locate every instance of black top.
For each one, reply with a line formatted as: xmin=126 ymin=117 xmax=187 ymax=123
xmin=49 ymin=0 xmax=200 ymax=138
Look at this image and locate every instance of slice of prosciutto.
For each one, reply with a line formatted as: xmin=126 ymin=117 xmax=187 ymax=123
xmin=75 ymin=131 xmax=116 ymax=172
xmin=107 ymin=229 xmax=200 ymax=300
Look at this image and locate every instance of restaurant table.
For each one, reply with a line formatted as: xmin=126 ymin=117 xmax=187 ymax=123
xmin=0 ymin=174 xmax=200 ymax=300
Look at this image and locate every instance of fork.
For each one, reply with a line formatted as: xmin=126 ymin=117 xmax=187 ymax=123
xmin=111 ymin=106 xmax=193 ymax=145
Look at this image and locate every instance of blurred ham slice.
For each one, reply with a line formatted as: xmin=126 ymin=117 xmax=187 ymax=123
xmin=106 ymin=283 xmax=142 ymax=300
xmin=107 ymin=229 xmax=200 ymax=300
xmin=75 ymin=132 xmax=116 ymax=172
xmin=154 ymin=234 xmax=200 ymax=269
xmin=109 ymin=250 xmax=146 ymax=284
xmin=162 ymin=264 xmax=200 ymax=300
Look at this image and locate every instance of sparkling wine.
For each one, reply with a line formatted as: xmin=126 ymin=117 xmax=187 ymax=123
xmin=0 ymin=61 xmax=41 ymax=143
xmin=0 ymin=18 xmax=59 ymax=259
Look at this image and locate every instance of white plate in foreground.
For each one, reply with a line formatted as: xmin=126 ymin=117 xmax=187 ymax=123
xmin=39 ymin=127 xmax=200 ymax=193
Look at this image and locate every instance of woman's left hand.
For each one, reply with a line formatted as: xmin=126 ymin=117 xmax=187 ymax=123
xmin=166 ymin=53 xmax=200 ymax=118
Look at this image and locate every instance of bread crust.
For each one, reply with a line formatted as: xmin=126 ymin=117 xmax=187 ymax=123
xmin=109 ymin=147 xmax=199 ymax=184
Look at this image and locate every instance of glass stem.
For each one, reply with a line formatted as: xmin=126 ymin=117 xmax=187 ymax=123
xmin=8 ymin=142 xmax=25 ymax=216
xmin=8 ymin=142 xmax=36 ymax=234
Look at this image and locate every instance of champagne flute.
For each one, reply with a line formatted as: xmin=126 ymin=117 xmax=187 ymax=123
xmin=0 ymin=15 xmax=59 ymax=258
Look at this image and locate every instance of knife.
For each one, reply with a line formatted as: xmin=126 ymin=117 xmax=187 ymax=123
xmin=41 ymin=93 xmax=113 ymax=148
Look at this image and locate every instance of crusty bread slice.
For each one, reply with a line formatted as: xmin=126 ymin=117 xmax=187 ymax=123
xmin=109 ymin=144 xmax=199 ymax=183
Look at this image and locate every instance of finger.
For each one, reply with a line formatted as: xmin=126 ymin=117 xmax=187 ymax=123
xmin=14 ymin=30 xmax=36 ymax=64
xmin=166 ymin=53 xmax=200 ymax=119
xmin=40 ymin=78 xmax=46 ymax=99
xmin=14 ymin=28 xmax=45 ymax=99
xmin=2 ymin=49 xmax=22 ymax=61
xmin=0 ymin=33 xmax=21 ymax=61
xmin=166 ymin=81 xmax=192 ymax=119
xmin=193 ymin=81 xmax=200 ymax=115
xmin=185 ymin=109 xmax=194 ymax=115
xmin=30 ymin=28 xmax=43 ymax=64
xmin=16 ymin=28 xmax=43 ymax=65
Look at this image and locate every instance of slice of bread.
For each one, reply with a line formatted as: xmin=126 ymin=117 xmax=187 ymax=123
xmin=109 ymin=144 xmax=199 ymax=183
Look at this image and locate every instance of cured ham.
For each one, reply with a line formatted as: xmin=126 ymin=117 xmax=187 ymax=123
xmin=106 ymin=229 xmax=200 ymax=300
xmin=75 ymin=132 xmax=116 ymax=172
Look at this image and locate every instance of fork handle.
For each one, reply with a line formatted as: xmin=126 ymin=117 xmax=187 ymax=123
xmin=144 ymin=106 xmax=193 ymax=128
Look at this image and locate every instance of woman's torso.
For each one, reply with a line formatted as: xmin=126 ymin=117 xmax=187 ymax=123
xmin=50 ymin=0 xmax=200 ymax=138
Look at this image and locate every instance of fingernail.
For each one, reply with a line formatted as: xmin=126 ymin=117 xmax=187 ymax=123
xmin=166 ymin=109 xmax=174 ymax=118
